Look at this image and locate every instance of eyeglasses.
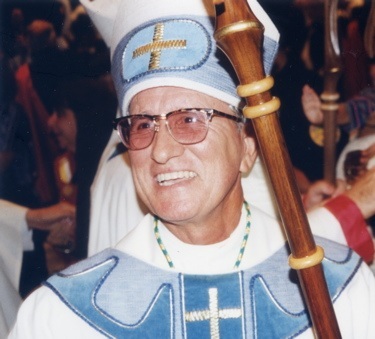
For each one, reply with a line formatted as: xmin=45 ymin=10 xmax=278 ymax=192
xmin=113 ymin=108 xmax=244 ymax=150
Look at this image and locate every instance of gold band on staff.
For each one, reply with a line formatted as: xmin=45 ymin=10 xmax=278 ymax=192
xmin=214 ymin=20 xmax=263 ymax=41
xmin=236 ymin=76 xmax=280 ymax=119
xmin=321 ymin=103 xmax=339 ymax=111
xmin=237 ymin=76 xmax=274 ymax=97
xmin=288 ymin=246 xmax=325 ymax=270
xmin=243 ymin=97 xmax=280 ymax=119
xmin=321 ymin=92 xmax=340 ymax=101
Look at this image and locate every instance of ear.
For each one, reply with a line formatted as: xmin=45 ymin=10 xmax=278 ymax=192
xmin=240 ymin=134 xmax=258 ymax=173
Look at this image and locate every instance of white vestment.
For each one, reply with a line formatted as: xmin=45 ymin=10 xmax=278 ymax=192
xmin=8 ymin=205 xmax=375 ymax=338
xmin=0 ymin=200 xmax=31 ymax=337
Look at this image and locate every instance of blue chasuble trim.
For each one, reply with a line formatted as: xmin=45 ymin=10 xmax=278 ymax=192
xmin=45 ymin=237 xmax=361 ymax=338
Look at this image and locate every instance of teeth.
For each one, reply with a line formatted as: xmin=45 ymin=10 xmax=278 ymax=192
xmin=157 ymin=171 xmax=197 ymax=184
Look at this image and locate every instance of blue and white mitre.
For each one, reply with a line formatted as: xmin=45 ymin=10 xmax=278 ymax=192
xmin=80 ymin=0 xmax=279 ymax=115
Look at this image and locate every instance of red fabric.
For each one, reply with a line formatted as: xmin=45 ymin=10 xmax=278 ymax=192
xmin=324 ymin=195 xmax=374 ymax=264
xmin=15 ymin=64 xmax=60 ymax=203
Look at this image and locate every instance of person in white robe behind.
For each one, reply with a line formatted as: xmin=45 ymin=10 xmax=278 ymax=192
xmin=0 ymin=199 xmax=75 ymax=337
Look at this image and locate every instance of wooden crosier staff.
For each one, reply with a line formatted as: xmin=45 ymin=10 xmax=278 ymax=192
xmin=322 ymin=0 xmax=342 ymax=184
xmin=212 ymin=1 xmax=341 ymax=337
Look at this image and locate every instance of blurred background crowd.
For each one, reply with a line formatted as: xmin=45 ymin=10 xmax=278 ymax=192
xmin=0 ymin=0 xmax=117 ymax=299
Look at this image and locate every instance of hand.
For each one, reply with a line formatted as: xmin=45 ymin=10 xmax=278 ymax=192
xmin=26 ymin=201 xmax=76 ymax=231
xmin=301 ymin=84 xmax=323 ymax=125
xmin=46 ymin=216 xmax=76 ymax=254
xmin=344 ymin=168 xmax=375 ymax=219
xmin=303 ymin=180 xmax=338 ymax=211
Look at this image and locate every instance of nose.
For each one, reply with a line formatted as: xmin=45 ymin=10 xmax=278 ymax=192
xmin=150 ymin=120 xmax=184 ymax=164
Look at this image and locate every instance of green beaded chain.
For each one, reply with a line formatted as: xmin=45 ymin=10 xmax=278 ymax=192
xmin=153 ymin=200 xmax=251 ymax=269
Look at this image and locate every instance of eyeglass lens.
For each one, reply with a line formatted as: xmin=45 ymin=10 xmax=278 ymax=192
xmin=117 ymin=110 xmax=210 ymax=150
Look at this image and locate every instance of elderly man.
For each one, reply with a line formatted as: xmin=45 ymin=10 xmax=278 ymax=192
xmin=9 ymin=0 xmax=375 ymax=338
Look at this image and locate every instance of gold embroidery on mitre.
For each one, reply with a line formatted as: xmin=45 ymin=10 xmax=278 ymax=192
xmin=132 ymin=23 xmax=186 ymax=70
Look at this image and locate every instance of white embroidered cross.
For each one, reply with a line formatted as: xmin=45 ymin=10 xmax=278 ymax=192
xmin=185 ymin=288 xmax=242 ymax=339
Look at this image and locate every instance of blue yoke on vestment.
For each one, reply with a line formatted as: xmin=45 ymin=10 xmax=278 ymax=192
xmin=45 ymin=236 xmax=361 ymax=338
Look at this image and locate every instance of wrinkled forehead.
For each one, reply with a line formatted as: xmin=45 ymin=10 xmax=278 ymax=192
xmin=128 ymin=85 xmax=238 ymax=116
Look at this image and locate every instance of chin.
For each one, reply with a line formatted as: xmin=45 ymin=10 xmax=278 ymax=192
xmin=153 ymin=201 xmax=198 ymax=222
